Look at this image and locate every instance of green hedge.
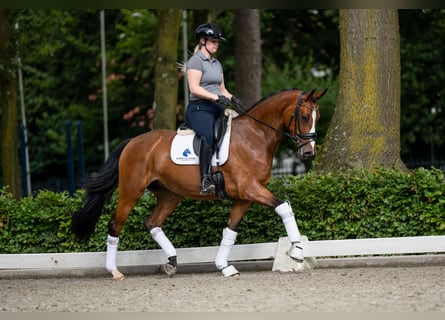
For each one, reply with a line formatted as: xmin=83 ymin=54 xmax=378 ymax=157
xmin=0 ymin=167 xmax=444 ymax=254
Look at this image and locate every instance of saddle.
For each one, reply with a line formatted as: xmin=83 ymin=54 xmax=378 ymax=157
xmin=172 ymin=109 xmax=239 ymax=199
xmin=178 ymin=113 xmax=227 ymax=159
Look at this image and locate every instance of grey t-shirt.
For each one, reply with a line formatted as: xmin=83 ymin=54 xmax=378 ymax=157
xmin=187 ymin=51 xmax=223 ymax=101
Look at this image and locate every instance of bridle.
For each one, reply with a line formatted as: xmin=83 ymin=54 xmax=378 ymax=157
xmin=243 ymin=91 xmax=319 ymax=150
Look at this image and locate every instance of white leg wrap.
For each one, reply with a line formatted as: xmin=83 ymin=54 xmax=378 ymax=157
xmin=150 ymin=227 xmax=177 ymax=258
xmin=106 ymin=234 xmax=119 ymax=272
xmin=215 ymin=227 xmax=238 ymax=270
xmin=275 ymin=201 xmax=301 ymax=243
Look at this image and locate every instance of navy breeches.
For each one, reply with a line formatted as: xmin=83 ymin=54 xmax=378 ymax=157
xmin=185 ymin=100 xmax=224 ymax=145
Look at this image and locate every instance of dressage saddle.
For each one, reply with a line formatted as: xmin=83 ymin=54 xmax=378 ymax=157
xmin=178 ymin=114 xmax=230 ymax=199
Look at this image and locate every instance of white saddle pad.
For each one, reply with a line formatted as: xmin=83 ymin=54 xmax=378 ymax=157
xmin=170 ymin=109 xmax=238 ymax=165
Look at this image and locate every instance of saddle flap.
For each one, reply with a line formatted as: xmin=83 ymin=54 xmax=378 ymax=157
xmin=214 ymin=115 xmax=228 ymax=150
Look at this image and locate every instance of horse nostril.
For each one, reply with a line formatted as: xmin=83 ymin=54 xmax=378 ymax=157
xmin=303 ymin=151 xmax=315 ymax=160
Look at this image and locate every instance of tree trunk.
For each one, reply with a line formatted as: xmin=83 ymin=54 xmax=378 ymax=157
xmin=0 ymin=9 xmax=22 ymax=199
xmin=314 ymin=9 xmax=407 ymax=173
xmin=152 ymin=9 xmax=182 ymax=130
xmin=234 ymin=9 xmax=262 ymax=106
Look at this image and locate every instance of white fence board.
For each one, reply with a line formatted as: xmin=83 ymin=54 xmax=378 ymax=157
xmin=0 ymin=242 xmax=277 ymax=270
xmin=300 ymin=235 xmax=445 ymax=257
xmin=0 ymin=236 xmax=444 ymax=271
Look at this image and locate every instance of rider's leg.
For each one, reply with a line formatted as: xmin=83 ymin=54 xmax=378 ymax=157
xmin=185 ymin=102 xmax=223 ymax=195
xmin=199 ymin=137 xmax=215 ymax=195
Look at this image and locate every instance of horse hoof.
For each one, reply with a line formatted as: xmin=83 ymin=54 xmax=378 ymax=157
xmin=111 ymin=269 xmax=125 ymax=281
xmin=162 ymin=263 xmax=177 ymax=277
xmin=287 ymin=242 xmax=304 ymax=262
xmin=221 ymin=265 xmax=240 ymax=277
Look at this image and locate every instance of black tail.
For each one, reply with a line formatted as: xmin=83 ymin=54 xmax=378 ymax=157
xmin=71 ymin=139 xmax=131 ymax=241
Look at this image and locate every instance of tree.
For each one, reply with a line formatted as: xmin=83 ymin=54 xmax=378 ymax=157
xmin=314 ymin=9 xmax=406 ymax=173
xmin=0 ymin=9 xmax=22 ymax=199
xmin=234 ymin=9 xmax=262 ymax=106
xmin=152 ymin=9 xmax=182 ymax=130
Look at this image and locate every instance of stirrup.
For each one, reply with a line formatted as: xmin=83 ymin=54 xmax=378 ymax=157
xmin=200 ymin=176 xmax=216 ymax=195
xmin=200 ymin=185 xmax=216 ymax=195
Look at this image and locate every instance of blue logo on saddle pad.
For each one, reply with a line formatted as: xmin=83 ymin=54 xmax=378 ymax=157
xmin=182 ymin=148 xmax=192 ymax=157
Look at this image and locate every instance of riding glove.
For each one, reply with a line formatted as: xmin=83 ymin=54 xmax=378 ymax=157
xmin=216 ymin=95 xmax=232 ymax=106
xmin=231 ymin=96 xmax=248 ymax=113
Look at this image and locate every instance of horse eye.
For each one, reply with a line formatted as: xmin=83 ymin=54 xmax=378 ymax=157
xmin=301 ymin=115 xmax=309 ymax=122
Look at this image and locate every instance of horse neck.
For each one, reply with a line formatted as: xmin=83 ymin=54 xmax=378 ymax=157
xmin=249 ymin=90 xmax=297 ymax=126
xmin=247 ymin=90 xmax=299 ymax=135
xmin=235 ymin=91 xmax=297 ymax=153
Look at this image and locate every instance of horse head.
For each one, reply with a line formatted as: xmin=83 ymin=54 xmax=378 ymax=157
xmin=285 ymin=89 xmax=327 ymax=160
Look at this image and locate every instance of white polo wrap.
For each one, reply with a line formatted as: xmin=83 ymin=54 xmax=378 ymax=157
xmin=275 ymin=201 xmax=301 ymax=243
xmin=150 ymin=227 xmax=177 ymax=258
xmin=215 ymin=227 xmax=238 ymax=270
xmin=106 ymin=234 xmax=119 ymax=272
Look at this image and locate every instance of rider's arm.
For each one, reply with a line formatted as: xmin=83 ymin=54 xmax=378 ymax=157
xmin=219 ymin=74 xmax=233 ymax=100
xmin=187 ymin=69 xmax=220 ymax=102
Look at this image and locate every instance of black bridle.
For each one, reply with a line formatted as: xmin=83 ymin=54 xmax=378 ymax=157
xmin=242 ymin=91 xmax=318 ymax=150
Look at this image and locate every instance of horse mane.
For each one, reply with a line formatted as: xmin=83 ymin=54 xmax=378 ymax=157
xmin=243 ymin=88 xmax=301 ymax=113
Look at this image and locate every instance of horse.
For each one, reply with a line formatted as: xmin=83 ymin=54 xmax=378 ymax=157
xmin=71 ymin=88 xmax=327 ymax=280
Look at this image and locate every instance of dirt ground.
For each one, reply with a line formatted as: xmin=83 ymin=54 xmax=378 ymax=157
xmin=0 ymin=265 xmax=444 ymax=312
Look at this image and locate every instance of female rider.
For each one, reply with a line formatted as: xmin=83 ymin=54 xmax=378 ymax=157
xmin=185 ymin=23 xmax=244 ymax=195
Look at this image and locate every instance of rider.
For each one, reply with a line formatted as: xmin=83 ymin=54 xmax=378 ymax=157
xmin=185 ymin=23 xmax=245 ymax=195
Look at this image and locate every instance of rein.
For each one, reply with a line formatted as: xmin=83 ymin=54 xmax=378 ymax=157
xmin=241 ymin=91 xmax=318 ymax=149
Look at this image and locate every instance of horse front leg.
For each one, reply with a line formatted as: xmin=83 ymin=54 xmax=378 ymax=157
xmin=215 ymin=200 xmax=252 ymax=277
xmin=275 ymin=201 xmax=303 ymax=262
xmin=244 ymin=185 xmax=304 ymax=263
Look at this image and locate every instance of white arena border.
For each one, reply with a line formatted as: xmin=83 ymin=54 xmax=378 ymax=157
xmin=1 ymin=235 xmax=444 ymax=277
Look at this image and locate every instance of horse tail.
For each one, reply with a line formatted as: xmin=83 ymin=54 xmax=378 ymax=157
xmin=71 ymin=138 xmax=131 ymax=241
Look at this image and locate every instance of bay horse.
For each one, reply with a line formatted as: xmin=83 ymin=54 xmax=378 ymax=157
xmin=71 ymin=88 xmax=327 ymax=280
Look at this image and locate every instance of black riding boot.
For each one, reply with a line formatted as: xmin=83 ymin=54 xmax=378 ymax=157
xmin=199 ymin=137 xmax=216 ymax=195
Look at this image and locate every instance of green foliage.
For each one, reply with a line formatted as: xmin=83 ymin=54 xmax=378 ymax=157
xmin=0 ymin=168 xmax=443 ymax=253
xmin=285 ymin=167 xmax=445 ymax=239
xmin=5 ymin=9 xmax=445 ymax=191
xmin=262 ymin=54 xmax=337 ymax=147
xmin=399 ymin=9 xmax=445 ymax=161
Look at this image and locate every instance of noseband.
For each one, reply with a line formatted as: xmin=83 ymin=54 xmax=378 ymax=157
xmin=243 ymin=91 xmax=318 ymax=149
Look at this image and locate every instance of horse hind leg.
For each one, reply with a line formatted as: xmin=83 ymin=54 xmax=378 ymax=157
xmin=144 ymin=188 xmax=183 ymax=277
xmin=106 ymin=195 xmax=142 ymax=281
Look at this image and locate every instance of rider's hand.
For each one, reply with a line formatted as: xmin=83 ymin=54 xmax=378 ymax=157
xmin=231 ymin=96 xmax=248 ymax=113
xmin=215 ymin=95 xmax=232 ymax=106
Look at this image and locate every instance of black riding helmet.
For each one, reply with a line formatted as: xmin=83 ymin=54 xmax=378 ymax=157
xmin=195 ymin=23 xmax=226 ymax=42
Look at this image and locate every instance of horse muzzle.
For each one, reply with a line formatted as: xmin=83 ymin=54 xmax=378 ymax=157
xmin=299 ymin=149 xmax=316 ymax=161
xmin=295 ymin=133 xmax=317 ymax=160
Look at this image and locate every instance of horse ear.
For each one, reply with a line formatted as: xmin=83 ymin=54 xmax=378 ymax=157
xmin=315 ymin=88 xmax=328 ymax=100
xmin=306 ymin=89 xmax=316 ymax=100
